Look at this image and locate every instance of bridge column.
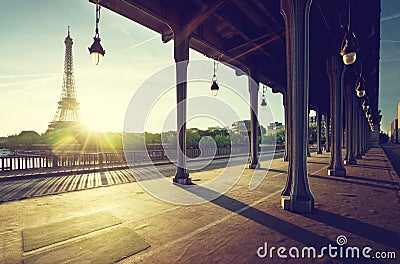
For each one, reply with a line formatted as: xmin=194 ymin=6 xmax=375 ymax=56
xmin=283 ymin=91 xmax=289 ymax=161
xmin=247 ymin=78 xmax=260 ymax=169
xmin=358 ymin=109 xmax=365 ymax=159
xmin=363 ymin=118 xmax=366 ymax=152
xmin=173 ymin=31 xmax=191 ymax=185
xmin=359 ymin=113 xmax=364 ymax=155
xmin=307 ymin=110 xmax=311 ymax=157
xmin=280 ymin=0 xmax=314 ymax=213
xmin=327 ymin=56 xmax=346 ymax=177
xmin=344 ymin=85 xmax=356 ymax=165
xmin=325 ymin=112 xmax=331 ymax=152
xmin=316 ymin=108 xmax=322 ymax=154
xmin=354 ymin=102 xmax=362 ymax=159
xmin=364 ymin=117 xmax=369 ymax=152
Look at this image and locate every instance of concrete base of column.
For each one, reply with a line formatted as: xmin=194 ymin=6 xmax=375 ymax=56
xmin=317 ymin=150 xmax=322 ymax=154
xmin=247 ymin=162 xmax=260 ymax=169
xmin=174 ymin=168 xmax=191 ymax=185
xmin=325 ymin=148 xmax=331 ymax=153
xmin=281 ymin=196 xmax=314 ymax=213
xmin=281 ymin=196 xmax=290 ymax=210
xmin=328 ymin=168 xmax=346 ymax=177
xmin=355 ymin=154 xmax=362 ymax=159
xmin=283 ymin=154 xmax=289 ymax=162
xmin=291 ymin=199 xmax=314 ymax=213
xmin=344 ymin=159 xmax=357 ymax=165
xmin=173 ymin=175 xmax=192 ymax=185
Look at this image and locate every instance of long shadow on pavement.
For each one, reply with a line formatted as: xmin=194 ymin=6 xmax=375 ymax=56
xmin=309 ymin=175 xmax=397 ymax=191
xmin=352 ymin=164 xmax=392 ymax=170
xmin=340 ymin=175 xmax=396 ymax=185
xmin=307 ymin=161 xmax=329 ymax=165
xmin=181 ymin=185 xmax=333 ymax=248
xmin=180 ymin=184 xmax=388 ymax=263
xmin=302 ymin=209 xmax=400 ymax=250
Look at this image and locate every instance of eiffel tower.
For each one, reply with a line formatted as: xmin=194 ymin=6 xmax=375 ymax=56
xmin=48 ymin=27 xmax=81 ymax=131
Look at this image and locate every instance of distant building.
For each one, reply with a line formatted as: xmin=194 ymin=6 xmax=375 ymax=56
xmin=232 ymin=120 xmax=251 ymax=134
xmin=398 ymin=102 xmax=400 ymax=131
xmin=231 ymin=120 xmax=266 ymax=135
xmin=390 ymin=119 xmax=398 ymax=143
xmin=267 ymin=122 xmax=283 ymax=131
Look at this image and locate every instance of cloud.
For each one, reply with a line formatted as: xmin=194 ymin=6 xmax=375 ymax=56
xmin=381 ymin=12 xmax=400 ymax=22
xmin=381 ymin=39 xmax=400 ymax=43
xmin=0 ymin=76 xmax=56 ymax=95
xmin=0 ymin=73 xmax=56 ymax=78
xmin=121 ymin=36 xmax=159 ymax=52
xmin=380 ymin=59 xmax=400 ymax=62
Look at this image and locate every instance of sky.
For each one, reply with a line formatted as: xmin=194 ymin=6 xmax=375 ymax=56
xmin=379 ymin=0 xmax=400 ymax=132
xmin=0 ymin=0 xmax=398 ymax=137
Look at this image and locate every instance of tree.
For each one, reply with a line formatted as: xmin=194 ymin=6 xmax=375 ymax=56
xmin=187 ymin=129 xmax=201 ymax=148
xmin=308 ymin=123 xmax=317 ymax=144
xmin=214 ymin=133 xmax=230 ymax=148
xmin=379 ymin=132 xmax=388 ymax=144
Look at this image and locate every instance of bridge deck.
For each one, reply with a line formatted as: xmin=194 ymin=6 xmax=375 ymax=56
xmin=0 ymin=147 xmax=399 ymax=263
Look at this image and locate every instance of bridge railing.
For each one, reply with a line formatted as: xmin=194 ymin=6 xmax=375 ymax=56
xmin=0 ymin=146 xmax=255 ymax=172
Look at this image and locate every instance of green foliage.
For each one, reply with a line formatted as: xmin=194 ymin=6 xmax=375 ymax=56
xmin=214 ymin=133 xmax=230 ymax=148
xmin=263 ymin=127 xmax=285 ymax=144
xmin=0 ymin=126 xmax=257 ymax=152
xmin=308 ymin=123 xmax=317 ymax=143
xmin=0 ymin=131 xmax=41 ymax=149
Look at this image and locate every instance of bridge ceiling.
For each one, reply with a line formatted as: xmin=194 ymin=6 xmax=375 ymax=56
xmin=94 ymin=0 xmax=380 ymax=124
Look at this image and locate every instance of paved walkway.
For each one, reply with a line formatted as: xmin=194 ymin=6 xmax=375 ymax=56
xmin=0 ymin=156 xmax=246 ymax=203
xmin=382 ymin=143 xmax=400 ymax=179
xmin=0 ymin=147 xmax=399 ymax=263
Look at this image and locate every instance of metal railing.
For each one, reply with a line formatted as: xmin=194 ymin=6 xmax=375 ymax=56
xmin=0 ymin=147 xmax=254 ymax=172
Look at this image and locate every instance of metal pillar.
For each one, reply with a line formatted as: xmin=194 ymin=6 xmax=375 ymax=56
xmin=173 ymin=31 xmax=191 ymax=185
xmin=281 ymin=1 xmax=294 ymax=200
xmin=357 ymin=109 xmax=363 ymax=157
xmin=307 ymin=110 xmax=311 ymax=157
xmin=327 ymin=56 xmax=346 ymax=177
xmin=354 ymin=102 xmax=362 ymax=159
xmin=325 ymin=113 xmax=331 ymax=152
xmin=363 ymin=117 xmax=368 ymax=153
xmin=344 ymin=86 xmax=356 ymax=165
xmin=280 ymin=0 xmax=314 ymax=213
xmin=247 ymin=78 xmax=260 ymax=169
xmin=283 ymin=92 xmax=289 ymax=162
xmin=361 ymin=110 xmax=365 ymax=154
xmin=316 ymin=108 xmax=322 ymax=154
xmin=360 ymin=114 xmax=364 ymax=155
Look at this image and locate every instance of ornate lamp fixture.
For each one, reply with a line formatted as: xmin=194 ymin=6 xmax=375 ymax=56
xmin=210 ymin=60 xmax=219 ymax=96
xmin=340 ymin=2 xmax=359 ymax=65
xmin=355 ymin=60 xmax=366 ymax=97
xmin=362 ymin=97 xmax=369 ymax=111
xmin=261 ymin=84 xmax=268 ymax=110
xmin=88 ymin=1 xmax=106 ymax=65
xmin=355 ymin=76 xmax=366 ymax=98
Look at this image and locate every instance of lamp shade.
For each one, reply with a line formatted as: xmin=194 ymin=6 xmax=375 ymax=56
xmin=261 ymin=98 xmax=267 ymax=110
xmin=211 ymin=80 xmax=219 ymax=96
xmin=343 ymin=52 xmax=357 ymax=65
xmin=340 ymin=31 xmax=358 ymax=65
xmin=88 ymin=37 xmax=105 ymax=65
xmin=355 ymin=76 xmax=366 ymax=98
